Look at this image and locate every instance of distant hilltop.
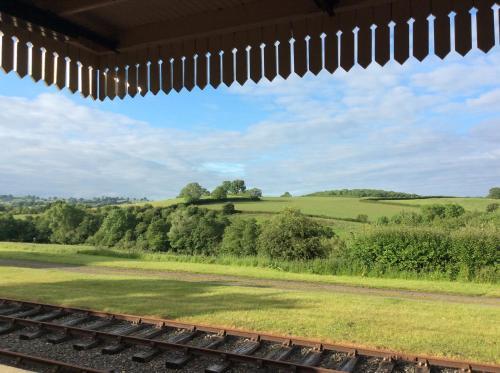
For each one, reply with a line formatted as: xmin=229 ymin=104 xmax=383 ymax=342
xmin=304 ymin=189 xmax=421 ymax=199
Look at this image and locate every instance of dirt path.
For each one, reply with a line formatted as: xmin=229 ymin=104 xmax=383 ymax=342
xmin=0 ymin=258 xmax=498 ymax=306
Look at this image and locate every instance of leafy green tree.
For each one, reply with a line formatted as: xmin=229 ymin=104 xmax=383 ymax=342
xmin=246 ymin=188 xmax=262 ymax=200
xmin=168 ymin=206 xmax=228 ymax=255
xmin=221 ymin=181 xmax=232 ymax=192
xmin=488 ymin=187 xmax=500 ymax=199
xmin=91 ymin=208 xmax=137 ymax=246
xmin=211 ymin=186 xmax=228 ymax=200
xmin=486 ymin=203 xmax=499 ymax=213
xmin=221 ymin=202 xmax=236 ymax=215
xmin=281 ymin=192 xmax=292 ymax=197
xmin=145 ymin=217 xmax=170 ymax=251
xmin=43 ymin=202 xmax=88 ymax=244
xmin=221 ymin=218 xmax=260 ymax=256
xmin=230 ymin=180 xmax=246 ymax=194
xmin=178 ymin=182 xmax=205 ymax=203
xmin=257 ymin=209 xmax=333 ymax=260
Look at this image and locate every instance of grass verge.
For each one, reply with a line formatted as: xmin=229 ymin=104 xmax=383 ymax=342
xmin=0 ymin=265 xmax=498 ymax=364
xmin=0 ymin=242 xmax=498 ymax=297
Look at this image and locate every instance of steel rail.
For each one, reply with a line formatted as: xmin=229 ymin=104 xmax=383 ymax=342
xmin=0 ymin=314 xmax=339 ymax=373
xmin=0 ymin=298 xmax=499 ymax=372
xmin=0 ymin=347 xmax=109 ymax=373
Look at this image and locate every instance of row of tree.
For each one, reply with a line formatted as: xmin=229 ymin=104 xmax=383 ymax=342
xmin=178 ymin=180 xmax=262 ymax=203
xmin=0 ymin=202 xmax=334 ymax=261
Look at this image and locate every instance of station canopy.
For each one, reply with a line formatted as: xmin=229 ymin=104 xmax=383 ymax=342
xmin=0 ymin=0 xmax=498 ymax=100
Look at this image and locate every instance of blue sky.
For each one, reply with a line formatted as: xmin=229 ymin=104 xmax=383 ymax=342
xmin=0 ymin=46 xmax=499 ymax=199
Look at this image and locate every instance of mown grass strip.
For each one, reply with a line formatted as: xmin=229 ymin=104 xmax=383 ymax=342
xmin=0 ymin=242 xmax=498 ymax=297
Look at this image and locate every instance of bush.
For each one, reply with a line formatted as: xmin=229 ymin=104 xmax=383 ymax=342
xmin=356 ymin=214 xmax=369 ymax=223
xmin=220 ymin=218 xmax=260 ymax=256
xmin=350 ymin=226 xmax=499 ymax=281
xmin=221 ymin=203 xmax=236 ymax=215
xmin=486 ymin=203 xmax=499 ymax=213
xmin=281 ymin=192 xmax=292 ymax=197
xmin=257 ymin=209 xmax=333 ymax=261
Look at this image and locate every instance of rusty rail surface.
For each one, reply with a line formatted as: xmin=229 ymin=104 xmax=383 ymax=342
xmin=0 ymin=347 xmax=109 ymax=372
xmin=0 ymin=297 xmax=498 ymax=373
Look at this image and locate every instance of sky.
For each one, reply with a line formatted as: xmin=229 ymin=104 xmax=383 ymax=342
xmin=0 ymin=44 xmax=499 ymax=199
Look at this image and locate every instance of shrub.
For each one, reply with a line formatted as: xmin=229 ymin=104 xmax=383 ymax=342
xmin=350 ymin=226 xmax=499 ymax=281
xmin=220 ymin=218 xmax=260 ymax=256
xmin=257 ymin=209 xmax=333 ymax=261
xmin=486 ymin=203 xmax=499 ymax=213
xmin=221 ymin=203 xmax=236 ymax=215
xmin=356 ymin=214 xmax=369 ymax=223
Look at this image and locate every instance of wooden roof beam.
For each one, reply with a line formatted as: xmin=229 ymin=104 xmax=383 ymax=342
xmin=314 ymin=0 xmax=342 ymax=16
xmin=53 ymin=0 xmax=130 ymax=17
xmin=0 ymin=0 xmax=118 ymax=51
xmin=117 ymin=0 xmax=394 ymax=51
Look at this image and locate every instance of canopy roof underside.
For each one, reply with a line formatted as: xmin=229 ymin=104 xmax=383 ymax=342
xmin=0 ymin=0 xmax=498 ymax=100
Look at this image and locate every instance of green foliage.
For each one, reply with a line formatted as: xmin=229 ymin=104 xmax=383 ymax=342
xmin=350 ymin=226 xmax=499 ymax=281
xmin=229 ymin=180 xmax=246 ymax=194
xmin=486 ymin=203 xmax=499 ymax=213
xmin=421 ymin=204 xmax=465 ymax=221
xmin=306 ymin=189 xmax=420 ymax=198
xmin=281 ymin=192 xmax=292 ymax=197
xmin=144 ymin=217 xmax=170 ymax=251
xmin=257 ymin=209 xmax=333 ymax=261
xmin=168 ymin=206 xmax=228 ymax=255
xmin=211 ymin=186 xmax=228 ymax=200
xmin=178 ymin=182 xmax=205 ymax=203
xmin=91 ymin=208 xmax=137 ymax=247
xmin=246 ymin=188 xmax=262 ymax=200
xmin=487 ymin=187 xmax=500 ymax=199
xmin=0 ymin=214 xmax=38 ymax=242
xmin=221 ymin=203 xmax=236 ymax=215
xmin=220 ymin=217 xmax=260 ymax=256
xmin=356 ymin=214 xmax=369 ymax=223
xmin=43 ymin=202 xmax=89 ymax=244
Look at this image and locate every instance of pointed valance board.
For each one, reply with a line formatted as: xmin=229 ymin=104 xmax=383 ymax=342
xmin=0 ymin=0 xmax=498 ymax=101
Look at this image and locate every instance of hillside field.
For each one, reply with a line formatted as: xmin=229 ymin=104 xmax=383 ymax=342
xmin=142 ymin=196 xmax=495 ymax=220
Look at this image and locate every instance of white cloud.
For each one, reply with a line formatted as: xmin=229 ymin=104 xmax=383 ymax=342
xmin=0 ymin=50 xmax=499 ymax=198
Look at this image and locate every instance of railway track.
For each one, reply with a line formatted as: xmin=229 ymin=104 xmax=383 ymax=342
xmin=0 ymin=298 xmax=497 ymax=373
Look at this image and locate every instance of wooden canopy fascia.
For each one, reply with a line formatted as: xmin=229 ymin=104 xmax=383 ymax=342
xmin=0 ymin=0 xmax=498 ymax=101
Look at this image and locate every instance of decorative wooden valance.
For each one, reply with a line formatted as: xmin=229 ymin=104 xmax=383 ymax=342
xmin=0 ymin=0 xmax=498 ymax=100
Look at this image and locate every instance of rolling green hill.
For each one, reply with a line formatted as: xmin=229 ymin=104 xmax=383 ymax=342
xmin=143 ymin=196 xmax=495 ymax=221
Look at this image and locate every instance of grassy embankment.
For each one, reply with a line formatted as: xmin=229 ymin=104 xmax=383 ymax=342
xmin=0 ymin=242 xmax=498 ymax=297
xmin=0 ymin=264 xmax=498 ymax=364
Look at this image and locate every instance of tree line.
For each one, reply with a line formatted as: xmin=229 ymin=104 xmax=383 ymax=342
xmin=178 ymin=180 xmax=262 ymax=203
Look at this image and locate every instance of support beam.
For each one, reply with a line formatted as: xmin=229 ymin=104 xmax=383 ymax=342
xmin=53 ymin=0 xmax=130 ymax=16
xmin=119 ymin=0 xmax=389 ymax=50
xmin=0 ymin=0 xmax=118 ymax=51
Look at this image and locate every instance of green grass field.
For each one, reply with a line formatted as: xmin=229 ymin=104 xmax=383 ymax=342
xmin=1 ymin=242 xmax=498 ymax=297
xmin=143 ymin=196 xmax=494 ymax=221
xmin=0 ymin=264 xmax=498 ymax=363
xmin=371 ymin=197 xmax=497 ymax=211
